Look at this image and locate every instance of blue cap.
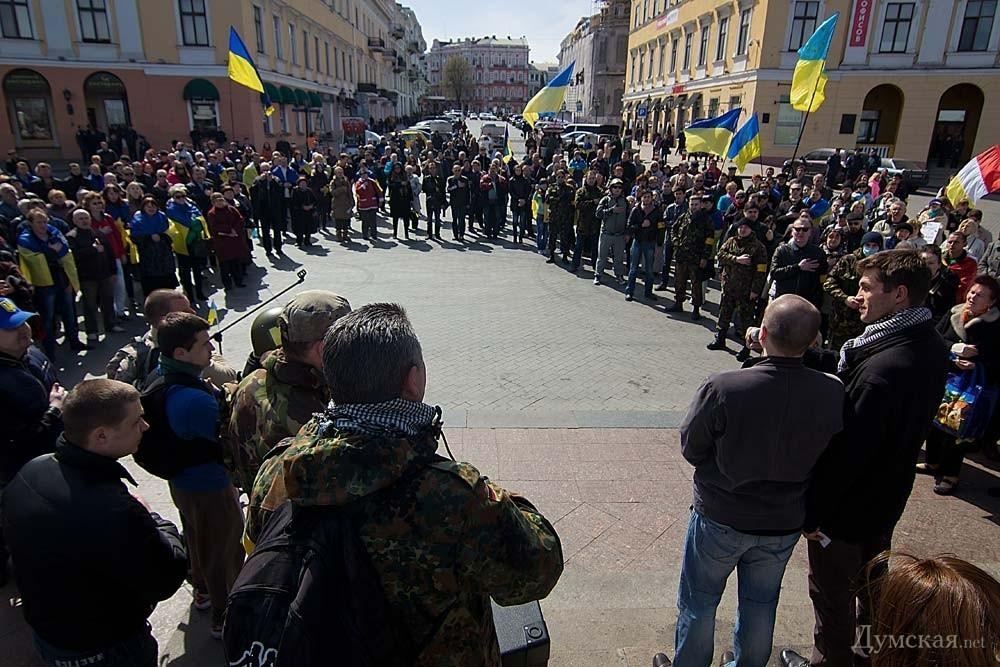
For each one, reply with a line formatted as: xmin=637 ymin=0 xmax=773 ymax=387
xmin=0 ymin=297 xmax=35 ymax=330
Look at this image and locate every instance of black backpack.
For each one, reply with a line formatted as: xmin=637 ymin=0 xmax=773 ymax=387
xmin=135 ymin=373 xmax=223 ymax=480
xmin=223 ymin=461 xmax=440 ymax=667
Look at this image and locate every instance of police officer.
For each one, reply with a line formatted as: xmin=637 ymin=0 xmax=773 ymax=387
xmin=708 ymin=216 xmax=769 ymax=360
xmin=227 ymin=291 xmax=351 ymax=493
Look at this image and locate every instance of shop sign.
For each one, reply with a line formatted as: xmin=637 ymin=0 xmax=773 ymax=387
xmin=849 ymin=0 xmax=873 ymax=47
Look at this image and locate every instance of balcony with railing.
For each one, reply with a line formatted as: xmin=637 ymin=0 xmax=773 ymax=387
xmin=368 ymin=37 xmax=387 ymax=52
xmin=407 ymin=40 xmax=422 ymax=54
xmin=391 ymin=25 xmax=405 ymax=39
xmin=356 ymin=81 xmax=378 ymax=93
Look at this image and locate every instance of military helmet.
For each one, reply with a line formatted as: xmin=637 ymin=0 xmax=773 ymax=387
xmin=249 ymin=306 xmax=284 ymax=357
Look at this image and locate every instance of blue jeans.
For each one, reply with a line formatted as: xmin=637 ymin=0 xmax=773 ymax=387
xmin=536 ymin=219 xmax=548 ymax=252
xmin=626 ymin=240 xmax=656 ymax=296
xmin=511 ymin=207 xmax=527 ymax=242
xmin=35 ymin=625 xmax=158 ymax=667
xmin=36 ymin=284 xmax=79 ymax=357
xmin=674 ymin=511 xmax=799 ymax=667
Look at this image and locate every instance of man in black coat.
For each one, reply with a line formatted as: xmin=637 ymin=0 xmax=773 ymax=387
xmin=251 ymin=169 xmax=285 ymax=254
xmin=3 ymin=378 xmax=188 ymax=667
xmin=782 ymin=250 xmax=949 ymax=667
xmin=770 ymin=212 xmax=829 ymax=308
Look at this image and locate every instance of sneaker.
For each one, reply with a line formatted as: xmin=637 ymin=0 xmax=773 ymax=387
xmin=193 ymin=591 xmax=212 ymax=611
xmin=691 ymin=308 xmax=702 ymax=321
xmin=625 ymin=294 xmax=634 ymax=302
xmin=593 ymin=276 xmax=601 ymax=286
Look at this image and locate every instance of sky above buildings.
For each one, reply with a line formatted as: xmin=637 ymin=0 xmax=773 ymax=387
xmin=405 ymin=0 xmax=600 ymax=63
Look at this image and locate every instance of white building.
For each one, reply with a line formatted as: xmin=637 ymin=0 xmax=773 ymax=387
xmin=557 ymin=0 xmax=630 ymax=126
xmin=427 ymin=36 xmax=530 ymax=113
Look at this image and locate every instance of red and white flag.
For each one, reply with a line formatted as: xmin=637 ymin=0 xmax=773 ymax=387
xmin=946 ymin=145 xmax=1000 ymax=205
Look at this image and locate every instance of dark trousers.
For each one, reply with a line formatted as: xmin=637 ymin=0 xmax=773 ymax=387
xmin=571 ymin=233 xmax=598 ymax=271
xmin=451 ymin=205 xmax=467 ymax=240
xmin=219 ymin=259 xmax=242 ymax=289
xmin=121 ymin=261 xmax=136 ymax=303
xmin=37 ymin=284 xmax=78 ymax=357
xmin=427 ymin=207 xmax=441 ymax=236
xmin=359 ymin=209 xmax=377 ymax=239
xmin=139 ymin=274 xmax=178 ymax=298
xmin=176 ymin=254 xmax=205 ymax=302
xmin=511 ymin=207 xmax=528 ymax=243
xmin=34 ymin=625 xmax=157 ymax=667
xmin=392 ymin=215 xmax=409 ymax=238
xmin=169 ymin=483 xmax=245 ymax=615
xmin=924 ymin=428 xmax=966 ymax=477
xmin=659 ymin=243 xmax=674 ymax=284
xmin=484 ymin=203 xmax=502 ymax=238
xmin=258 ymin=214 xmax=283 ymax=253
xmin=807 ymin=531 xmax=893 ymax=666
xmin=674 ymin=262 xmax=704 ymax=307
xmin=80 ymin=276 xmax=116 ymax=335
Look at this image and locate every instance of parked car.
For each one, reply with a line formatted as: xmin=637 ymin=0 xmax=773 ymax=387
xmin=480 ymin=112 xmax=497 ymax=121
xmin=480 ymin=123 xmax=507 ymax=139
xmin=415 ymin=119 xmax=453 ymax=134
xmin=881 ymin=157 xmax=930 ymax=188
xmin=782 ymin=148 xmax=838 ymax=176
xmin=468 ymin=112 xmax=479 ymax=119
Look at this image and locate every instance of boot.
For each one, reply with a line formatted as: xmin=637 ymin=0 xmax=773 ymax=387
xmin=707 ymin=329 xmax=728 ymax=351
xmin=779 ymin=649 xmax=810 ymax=667
xmin=691 ymin=307 xmax=702 ymax=321
xmin=736 ymin=346 xmax=752 ymax=362
xmin=668 ymin=302 xmax=684 ymax=313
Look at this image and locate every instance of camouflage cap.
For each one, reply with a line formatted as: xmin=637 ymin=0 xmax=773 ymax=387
xmin=278 ymin=290 xmax=352 ymax=343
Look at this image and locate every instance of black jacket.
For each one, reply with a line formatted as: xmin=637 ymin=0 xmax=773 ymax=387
xmin=2 ymin=437 xmax=188 ymax=651
xmin=771 ymin=241 xmax=829 ymax=307
xmin=925 ymin=269 xmax=958 ymax=321
xmin=805 ymin=318 xmax=949 ymax=541
xmin=0 ymin=347 xmax=60 ymax=482
xmin=937 ymin=305 xmax=1000 ymax=385
xmin=681 ymin=357 xmax=844 ymax=533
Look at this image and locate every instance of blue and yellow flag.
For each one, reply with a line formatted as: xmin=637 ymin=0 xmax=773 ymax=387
xmin=522 ymin=62 xmax=574 ymax=128
xmin=726 ymin=114 xmax=761 ymax=171
xmin=207 ymin=299 xmax=219 ymax=326
xmin=228 ymin=27 xmax=274 ymax=116
xmin=791 ymin=13 xmax=839 ymax=113
xmin=683 ymin=108 xmax=741 ymax=157
xmin=502 ymin=126 xmax=513 ymax=164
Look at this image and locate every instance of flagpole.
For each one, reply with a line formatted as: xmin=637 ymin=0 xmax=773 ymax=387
xmin=228 ymin=77 xmax=237 ymax=145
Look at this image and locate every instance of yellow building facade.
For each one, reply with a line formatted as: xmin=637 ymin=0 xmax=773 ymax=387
xmin=622 ymin=0 xmax=1000 ymax=167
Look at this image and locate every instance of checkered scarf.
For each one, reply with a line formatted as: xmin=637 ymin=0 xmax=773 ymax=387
xmin=318 ymin=398 xmax=439 ymax=439
xmin=838 ymin=306 xmax=932 ymax=373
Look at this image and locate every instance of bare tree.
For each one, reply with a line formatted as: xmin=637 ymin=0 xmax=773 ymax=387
xmin=442 ymin=56 xmax=473 ymax=110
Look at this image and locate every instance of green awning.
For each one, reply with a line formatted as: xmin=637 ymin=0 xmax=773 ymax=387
xmin=278 ymin=85 xmax=296 ymax=105
xmin=308 ymin=91 xmax=322 ymax=108
xmin=293 ymin=88 xmax=310 ymax=107
xmin=182 ymin=78 xmax=219 ymax=101
xmin=261 ymin=82 xmax=280 ymax=105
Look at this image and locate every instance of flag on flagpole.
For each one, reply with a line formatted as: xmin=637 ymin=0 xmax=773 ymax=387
xmin=522 ymin=62 xmax=574 ymax=128
xmin=207 ymin=299 xmax=219 ymax=326
xmin=683 ymin=108 xmax=741 ymax=157
xmin=228 ymin=27 xmax=274 ymax=116
xmin=502 ymin=126 xmax=513 ymax=164
xmin=946 ymin=145 xmax=1000 ymax=205
xmin=790 ymin=13 xmax=839 ymax=112
xmin=726 ymin=114 xmax=762 ymax=171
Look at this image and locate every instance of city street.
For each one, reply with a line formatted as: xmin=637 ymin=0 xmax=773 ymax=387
xmin=2 ymin=123 xmax=998 ymax=666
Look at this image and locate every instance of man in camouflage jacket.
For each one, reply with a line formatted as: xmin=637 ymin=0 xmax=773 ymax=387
xmin=544 ymin=170 xmax=576 ymax=263
xmin=244 ymin=303 xmax=563 ymax=666
xmin=669 ymin=195 xmax=716 ymax=319
xmin=707 ymin=217 xmax=769 ymax=359
xmin=570 ymin=171 xmax=604 ymax=272
xmin=225 ymin=290 xmax=350 ymax=492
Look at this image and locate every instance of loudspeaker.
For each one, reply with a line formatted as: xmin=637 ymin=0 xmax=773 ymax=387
xmin=492 ymin=600 xmax=550 ymax=666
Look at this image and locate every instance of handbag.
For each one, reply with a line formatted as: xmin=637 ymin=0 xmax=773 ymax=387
xmin=932 ymin=361 xmax=1000 ymax=441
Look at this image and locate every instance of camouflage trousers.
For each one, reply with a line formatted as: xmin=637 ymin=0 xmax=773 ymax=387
xmin=674 ymin=262 xmax=704 ymax=307
xmin=547 ymin=221 xmax=575 ymax=259
xmin=717 ymin=291 xmax=758 ymax=338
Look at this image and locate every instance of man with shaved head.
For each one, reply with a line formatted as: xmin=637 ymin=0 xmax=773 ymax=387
xmin=661 ymin=295 xmax=845 ymax=667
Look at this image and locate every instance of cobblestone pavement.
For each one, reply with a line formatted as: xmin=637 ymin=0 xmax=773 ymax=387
xmin=2 ymin=124 xmax=998 ymax=665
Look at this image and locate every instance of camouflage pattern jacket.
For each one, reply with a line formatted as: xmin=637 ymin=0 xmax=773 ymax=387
xmin=544 ymin=182 xmax=575 ymax=229
xmin=245 ymin=418 xmax=564 ymax=667
xmin=823 ymin=249 xmax=865 ymax=343
xmin=106 ymin=329 xmax=238 ymax=389
xmin=670 ymin=209 xmax=715 ymax=264
xmin=226 ymin=349 xmax=327 ymax=493
xmin=716 ymin=234 xmax=768 ymax=296
xmin=573 ymin=184 xmax=604 ymax=236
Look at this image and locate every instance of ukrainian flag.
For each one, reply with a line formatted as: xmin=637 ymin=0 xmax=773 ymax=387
xmin=522 ymin=62 xmax=574 ymax=128
xmin=503 ymin=126 xmax=513 ymax=164
xmin=683 ymin=108 xmax=741 ymax=157
xmin=790 ymin=13 xmax=839 ymax=113
xmin=726 ymin=114 xmax=761 ymax=171
xmin=228 ymin=27 xmax=274 ymax=116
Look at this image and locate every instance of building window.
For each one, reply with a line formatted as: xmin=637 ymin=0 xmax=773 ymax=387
xmin=295 ymin=110 xmax=303 ymax=134
xmin=729 ymin=94 xmax=741 ymax=109
xmin=670 ymin=37 xmax=678 ymax=72
xmin=289 ymin=23 xmax=297 ymax=64
xmin=789 ymin=1 xmax=819 ymax=51
xmin=775 ymin=94 xmax=803 ymax=144
xmin=683 ymin=31 xmax=692 ymax=69
xmin=0 ymin=0 xmax=33 ymax=38
xmin=303 ymin=30 xmax=309 ymax=68
xmin=77 ymin=0 xmax=110 ymax=43
xmin=3 ymin=70 xmax=54 ymax=142
xmin=736 ymin=8 xmax=751 ymax=55
xmin=279 ymin=105 xmax=288 ymax=133
xmin=658 ymin=41 xmax=666 ymax=75
xmin=178 ymin=0 xmax=209 ymax=46
xmin=698 ymin=26 xmax=709 ymax=66
xmin=638 ymin=51 xmax=646 ymax=82
xmin=857 ymin=109 xmax=880 ymax=143
xmin=648 ymin=45 xmax=656 ymax=80
xmin=879 ymin=3 xmax=914 ymax=53
xmin=273 ymin=15 xmax=282 ymax=59
xmin=314 ymin=36 xmax=320 ymax=73
xmin=958 ymin=0 xmax=996 ymax=52
xmin=716 ymin=15 xmax=729 ymax=61
xmin=707 ymin=97 xmax=719 ymax=117
xmin=253 ymin=6 xmax=264 ymax=52
xmin=327 ymin=44 xmax=332 ymax=76
xmin=189 ymin=99 xmax=219 ymax=131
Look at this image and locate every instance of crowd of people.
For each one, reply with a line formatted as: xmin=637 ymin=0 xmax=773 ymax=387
xmin=1 ymin=125 xmax=999 ymax=667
